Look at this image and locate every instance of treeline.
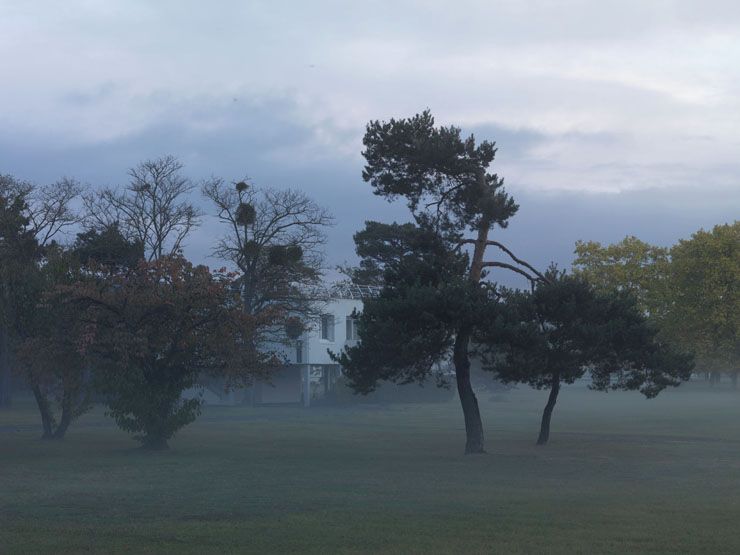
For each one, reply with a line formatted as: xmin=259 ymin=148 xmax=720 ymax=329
xmin=0 ymin=157 xmax=332 ymax=448
xmin=1 ymin=113 xmax=736 ymax=455
xmin=573 ymin=230 xmax=739 ymax=385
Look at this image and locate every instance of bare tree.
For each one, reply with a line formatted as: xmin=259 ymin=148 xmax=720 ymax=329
xmin=83 ymin=155 xmax=201 ymax=260
xmin=202 ymin=178 xmax=333 ymax=337
xmin=28 ymin=178 xmax=84 ymax=246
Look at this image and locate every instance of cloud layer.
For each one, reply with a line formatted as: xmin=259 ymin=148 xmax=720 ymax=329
xmin=1 ymin=0 xmax=738 ymax=284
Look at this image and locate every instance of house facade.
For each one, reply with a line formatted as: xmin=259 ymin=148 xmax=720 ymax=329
xmin=190 ymin=283 xmax=380 ymax=406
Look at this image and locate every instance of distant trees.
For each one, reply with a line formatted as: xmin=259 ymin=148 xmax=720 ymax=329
xmin=573 ymin=222 xmax=738 ymax=384
xmin=664 ymin=223 xmax=738 ymax=382
xmin=477 ymin=271 xmax=693 ymax=445
xmin=202 ymin=178 xmax=333 ymax=340
xmin=573 ymin=236 xmax=671 ymax=322
xmin=4 ymin=159 xmax=329 ymax=447
xmin=334 ymin=111 xmax=539 ymax=454
xmin=67 ymin=256 xmax=274 ymax=449
xmin=83 ymin=155 xmax=201 ymax=260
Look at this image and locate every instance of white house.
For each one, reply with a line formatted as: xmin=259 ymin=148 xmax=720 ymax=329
xmin=259 ymin=283 xmax=380 ymax=406
xmin=190 ymin=283 xmax=381 ymax=406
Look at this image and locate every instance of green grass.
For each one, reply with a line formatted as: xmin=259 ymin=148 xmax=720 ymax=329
xmin=3 ymin=382 xmax=740 ymax=554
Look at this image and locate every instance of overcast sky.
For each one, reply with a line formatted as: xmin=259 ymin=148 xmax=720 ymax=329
xmin=1 ymin=1 xmax=738 ymax=285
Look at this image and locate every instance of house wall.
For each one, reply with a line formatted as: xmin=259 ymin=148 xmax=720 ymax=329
xmin=281 ymin=297 xmax=364 ymax=365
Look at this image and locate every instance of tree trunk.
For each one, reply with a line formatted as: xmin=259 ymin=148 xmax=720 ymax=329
xmin=31 ymin=385 xmax=55 ymax=439
xmin=731 ymin=372 xmax=738 ymax=390
xmin=537 ymin=372 xmax=561 ymax=446
xmin=52 ymin=393 xmax=73 ymax=440
xmin=453 ymin=328 xmax=485 ymax=454
xmin=449 ymin=193 xmax=492 ymax=455
xmin=0 ymin=327 xmax=12 ymax=408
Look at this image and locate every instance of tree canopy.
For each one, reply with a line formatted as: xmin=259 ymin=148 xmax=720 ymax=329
xmin=477 ymin=271 xmax=694 ymax=444
xmin=67 ymin=256 xmax=276 ymax=449
xmin=336 ymin=111 xmax=537 ymax=454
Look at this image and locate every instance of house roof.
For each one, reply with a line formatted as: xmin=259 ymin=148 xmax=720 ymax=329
xmin=330 ymin=282 xmax=382 ymax=300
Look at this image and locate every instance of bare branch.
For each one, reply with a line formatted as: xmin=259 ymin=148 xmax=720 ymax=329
xmin=481 ymin=261 xmax=541 ymax=284
xmin=485 ymin=240 xmax=549 ymax=283
xmin=83 ymin=156 xmax=202 ymax=260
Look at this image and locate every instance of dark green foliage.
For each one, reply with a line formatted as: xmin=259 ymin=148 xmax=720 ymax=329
xmin=342 ymin=221 xmax=436 ymax=286
xmin=362 ymin=110 xmax=517 ymax=231
xmin=0 ymin=181 xmax=41 ymax=407
xmin=16 ymin=247 xmax=93 ymax=439
xmin=73 ymin=224 xmax=144 ymax=270
xmin=340 ymin=111 xmax=523 ymax=453
xmin=334 ymin=225 xmax=488 ymax=393
xmin=477 ymin=271 xmax=694 ymax=444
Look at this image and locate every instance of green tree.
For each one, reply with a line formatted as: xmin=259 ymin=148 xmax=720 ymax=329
xmin=16 ymin=247 xmax=93 ymax=439
xmin=68 ymin=255 xmax=276 ymax=449
xmin=334 ymin=111 xmax=539 ymax=454
xmin=73 ymin=224 xmax=145 ymax=270
xmin=477 ymin=271 xmax=693 ymax=445
xmin=1 ymin=174 xmax=82 ymax=408
xmin=0 ymin=181 xmax=39 ymax=407
xmin=665 ymin=222 xmax=739 ymax=382
xmin=573 ymin=224 xmax=739 ymax=384
xmin=573 ymin=236 xmax=671 ymax=322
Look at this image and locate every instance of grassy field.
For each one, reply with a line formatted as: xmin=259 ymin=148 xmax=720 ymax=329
xmin=3 ymin=382 xmax=740 ymax=554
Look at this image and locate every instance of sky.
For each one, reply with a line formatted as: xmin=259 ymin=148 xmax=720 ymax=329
xmin=1 ymin=0 xmax=738 ymax=286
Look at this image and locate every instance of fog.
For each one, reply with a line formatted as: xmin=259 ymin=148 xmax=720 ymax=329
xmin=2 ymin=2 xmax=740 ymax=553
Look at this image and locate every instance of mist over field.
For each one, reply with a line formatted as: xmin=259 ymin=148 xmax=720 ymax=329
xmin=5 ymin=381 xmax=740 ymax=553
xmin=1 ymin=1 xmax=739 ymax=554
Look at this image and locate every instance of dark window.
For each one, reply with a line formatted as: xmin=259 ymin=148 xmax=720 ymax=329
xmin=321 ymin=314 xmax=334 ymax=341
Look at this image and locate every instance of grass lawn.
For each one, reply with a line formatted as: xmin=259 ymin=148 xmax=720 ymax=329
xmin=3 ymin=382 xmax=740 ymax=554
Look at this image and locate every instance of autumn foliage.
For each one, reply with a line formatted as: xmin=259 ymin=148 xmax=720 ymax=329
xmin=67 ymin=256 xmax=277 ymax=449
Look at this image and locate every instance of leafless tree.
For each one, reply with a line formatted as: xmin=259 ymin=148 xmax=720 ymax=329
xmin=202 ymin=178 xmax=334 ymax=338
xmin=83 ymin=155 xmax=201 ymax=260
xmin=0 ymin=174 xmax=83 ymax=247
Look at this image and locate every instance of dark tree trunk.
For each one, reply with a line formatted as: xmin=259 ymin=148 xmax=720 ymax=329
xmin=52 ymin=393 xmax=73 ymax=440
xmin=537 ymin=372 xmax=561 ymax=446
xmin=31 ymin=385 xmax=55 ymax=439
xmin=449 ymin=202 xmax=491 ymax=455
xmin=453 ymin=328 xmax=485 ymax=454
xmin=0 ymin=327 xmax=12 ymax=408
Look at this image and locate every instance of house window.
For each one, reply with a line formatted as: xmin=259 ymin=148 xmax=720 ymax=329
xmin=320 ymin=314 xmax=334 ymax=341
xmin=296 ymin=340 xmax=303 ymax=364
xmin=346 ymin=317 xmax=359 ymax=341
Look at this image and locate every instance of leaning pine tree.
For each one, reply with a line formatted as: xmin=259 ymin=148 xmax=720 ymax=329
xmin=333 ymin=111 xmax=543 ymax=454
